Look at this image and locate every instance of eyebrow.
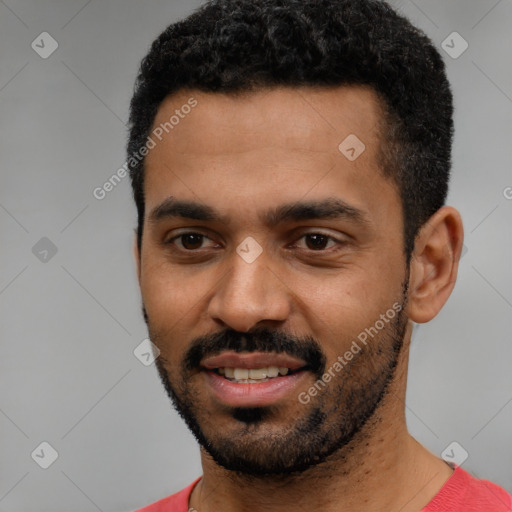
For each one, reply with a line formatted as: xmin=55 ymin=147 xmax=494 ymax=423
xmin=148 ymin=197 xmax=371 ymax=228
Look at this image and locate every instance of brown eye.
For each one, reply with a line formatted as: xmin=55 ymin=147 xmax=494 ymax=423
xmin=295 ymin=233 xmax=343 ymax=252
xmin=304 ymin=234 xmax=331 ymax=250
xmin=178 ymin=233 xmax=205 ymax=250
xmin=166 ymin=232 xmax=212 ymax=251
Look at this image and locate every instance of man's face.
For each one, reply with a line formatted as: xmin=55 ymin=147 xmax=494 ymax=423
xmin=138 ymin=86 xmax=410 ymax=475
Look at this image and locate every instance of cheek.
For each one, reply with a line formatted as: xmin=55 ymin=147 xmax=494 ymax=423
xmin=295 ymin=266 xmax=388 ymax=318
xmin=140 ymin=258 xmax=200 ymax=332
xmin=295 ymin=265 xmax=404 ymax=354
xmin=141 ymin=274 xmax=192 ymax=366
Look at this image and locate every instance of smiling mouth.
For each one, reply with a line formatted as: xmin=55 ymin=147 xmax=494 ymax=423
xmin=200 ymin=352 xmax=313 ymax=406
xmin=209 ymin=366 xmax=308 ymax=383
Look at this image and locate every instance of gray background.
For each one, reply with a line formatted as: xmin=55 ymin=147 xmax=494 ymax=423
xmin=1 ymin=0 xmax=511 ymax=511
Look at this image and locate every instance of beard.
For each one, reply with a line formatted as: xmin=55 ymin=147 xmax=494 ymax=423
xmin=145 ymin=278 xmax=409 ymax=477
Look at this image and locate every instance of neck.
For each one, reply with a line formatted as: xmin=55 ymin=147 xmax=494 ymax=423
xmin=190 ymin=325 xmax=453 ymax=512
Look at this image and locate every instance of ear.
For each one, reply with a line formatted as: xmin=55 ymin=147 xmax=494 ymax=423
xmin=133 ymin=230 xmax=141 ymax=286
xmin=407 ymin=206 xmax=464 ymax=324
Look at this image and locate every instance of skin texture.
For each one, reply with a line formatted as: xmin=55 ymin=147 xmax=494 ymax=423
xmin=135 ymin=85 xmax=464 ymax=512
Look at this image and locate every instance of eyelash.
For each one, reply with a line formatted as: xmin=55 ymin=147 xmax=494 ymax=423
xmin=165 ymin=231 xmax=346 ymax=253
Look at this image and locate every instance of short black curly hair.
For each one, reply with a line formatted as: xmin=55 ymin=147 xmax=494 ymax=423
xmin=127 ymin=0 xmax=454 ymax=261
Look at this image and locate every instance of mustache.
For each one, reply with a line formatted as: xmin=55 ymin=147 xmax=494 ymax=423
xmin=141 ymin=305 xmax=326 ymax=377
xmin=183 ymin=326 xmax=327 ymax=379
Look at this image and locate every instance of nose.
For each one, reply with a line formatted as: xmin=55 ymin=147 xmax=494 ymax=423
xmin=207 ymin=247 xmax=292 ymax=332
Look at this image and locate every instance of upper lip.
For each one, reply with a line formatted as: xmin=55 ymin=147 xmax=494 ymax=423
xmin=200 ymin=351 xmax=307 ymax=371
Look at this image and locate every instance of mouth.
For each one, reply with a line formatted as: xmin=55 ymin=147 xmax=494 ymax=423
xmin=199 ymin=351 xmax=311 ymax=407
xmin=211 ymin=365 xmax=304 ymax=383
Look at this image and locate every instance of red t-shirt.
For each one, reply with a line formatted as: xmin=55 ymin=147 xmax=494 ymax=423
xmin=135 ymin=465 xmax=512 ymax=512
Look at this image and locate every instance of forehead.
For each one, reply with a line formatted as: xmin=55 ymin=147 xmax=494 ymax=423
xmin=143 ymin=85 xmax=399 ymax=229
xmin=149 ymin=85 xmax=384 ymax=156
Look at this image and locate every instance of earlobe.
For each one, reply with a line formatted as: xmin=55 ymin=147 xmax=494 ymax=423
xmin=407 ymin=206 xmax=464 ymax=324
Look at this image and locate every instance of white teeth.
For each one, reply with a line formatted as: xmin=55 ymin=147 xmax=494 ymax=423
xmin=267 ymin=366 xmax=279 ymax=377
xmin=233 ymin=368 xmax=249 ymax=380
xmin=248 ymin=368 xmax=267 ymax=379
xmin=217 ymin=366 xmax=291 ymax=381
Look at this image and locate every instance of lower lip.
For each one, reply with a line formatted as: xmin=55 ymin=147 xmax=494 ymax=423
xmin=203 ymin=370 xmax=309 ymax=407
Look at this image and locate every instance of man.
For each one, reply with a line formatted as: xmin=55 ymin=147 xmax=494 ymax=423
xmin=127 ymin=0 xmax=512 ymax=511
